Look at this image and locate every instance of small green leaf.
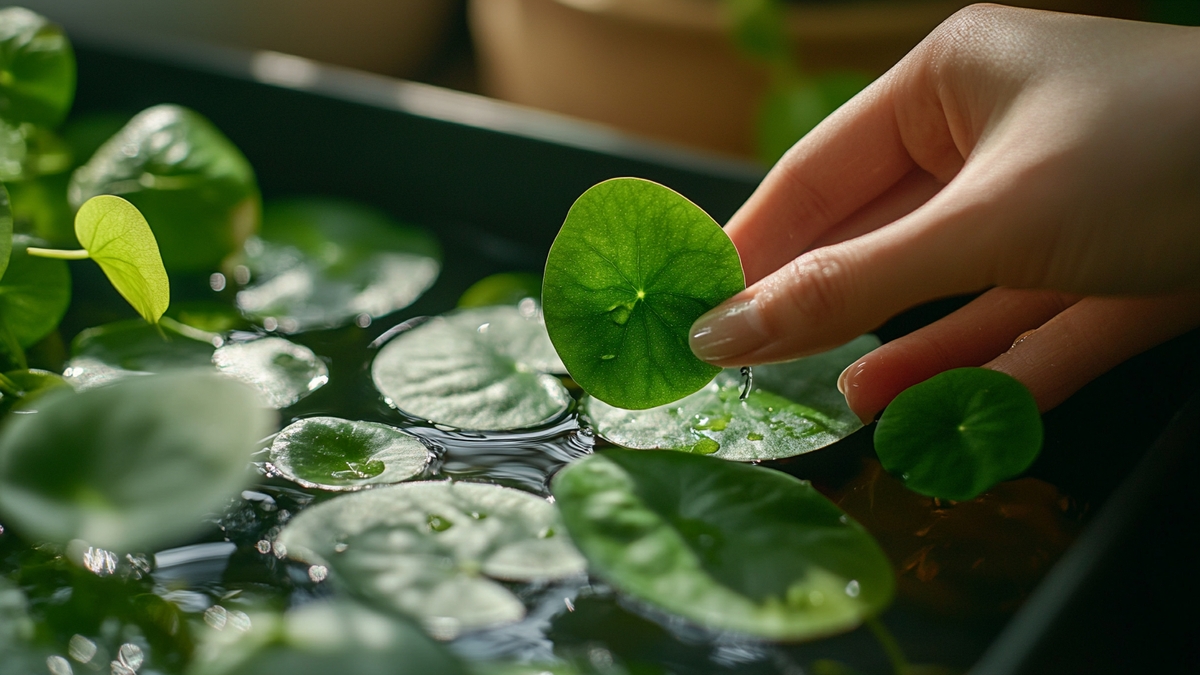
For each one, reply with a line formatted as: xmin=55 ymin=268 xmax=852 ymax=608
xmin=458 ymin=272 xmax=542 ymax=309
xmin=0 ymin=7 xmax=76 ymax=127
xmin=0 ymin=181 xmax=11 ymax=280
xmin=62 ymin=318 xmax=216 ymax=390
xmin=277 ymin=481 xmax=587 ymax=639
xmin=874 ymin=368 xmax=1043 ymax=501
xmin=0 ymin=234 xmax=70 ymax=347
xmin=0 ymin=371 xmax=275 ymax=552
xmin=69 ymin=104 xmax=260 ymax=272
xmin=269 ymin=416 xmax=430 ymax=491
xmin=543 ymin=178 xmax=745 ymax=410
xmin=372 ymin=306 xmax=569 ymax=430
xmin=585 ymin=335 xmax=878 ymax=461
xmin=75 ymin=194 xmax=170 ymax=323
xmin=551 ymin=449 xmax=894 ymax=641
xmin=213 ymin=337 xmax=329 ymax=409
xmin=238 ymin=198 xmax=441 ymax=332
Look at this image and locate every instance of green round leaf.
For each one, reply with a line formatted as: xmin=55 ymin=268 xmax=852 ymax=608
xmin=238 ymin=198 xmax=441 ymax=332
xmin=0 ymin=181 xmax=11 ymax=280
xmin=874 ymin=367 xmax=1043 ymax=501
xmin=75 ymin=194 xmax=170 ymax=324
xmin=458 ymin=272 xmax=542 ymax=309
xmin=371 ymin=306 xmax=569 ymax=431
xmin=62 ymin=318 xmax=216 ymax=390
xmin=0 ymin=7 xmax=76 ymax=127
xmin=585 ymin=335 xmax=878 ymax=461
xmin=213 ymin=337 xmax=329 ymax=409
xmin=0 ymin=368 xmax=67 ymax=413
xmin=542 ymin=178 xmax=744 ymax=410
xmin=277 ymin=481 xmax=587 ymax=639
xmin=551 ymin=449 xmax=895 ymax=641
xmin=69 ymin=104 xmax=260 ymax=272
xmin=0 ymin=234 xmax=70 ymax=347
xmin=0 ymin=371 xmax=276 ymax=552
xmin=269 ymin=416 xmax=430 ymax=491
xmin=0 ymin=120 xmax=71 ymax=181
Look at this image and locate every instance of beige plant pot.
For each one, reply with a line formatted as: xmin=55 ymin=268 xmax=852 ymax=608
xmin=20 ymin=0 xmax=459 ymax=77
xmin=470 ymin=0 xmax=1139 ymax=158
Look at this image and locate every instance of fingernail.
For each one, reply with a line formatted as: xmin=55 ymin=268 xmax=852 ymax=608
xmin=838 ymin=360 xmax=873 ymax=424
xmin=689 ymin=298 xmax=769 ymax=362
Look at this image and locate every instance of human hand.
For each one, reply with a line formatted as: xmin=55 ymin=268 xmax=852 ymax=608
xmin=688 ymin=4 xmax=1200 ymax=420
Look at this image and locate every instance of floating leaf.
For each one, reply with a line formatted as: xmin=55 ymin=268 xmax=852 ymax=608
xmin=585 ymin=336 xmax=878 ymax=460
xmin=458 ymin=272 xmax=542 ymax=309
xmin=0 ymin=368 xmax=67 ymax=413
xmin=0 ymin=234 xmax=70 ymax=347
xmin=0 ymin=7 xmax=76 ymax=127
xmin=188 ymin=600 xmax=468 ymax=675
xmin=542 ymin=178 xmax=744 ymax=410
xmin=237 ymin=198 xmax=441 ymax=332
xmin=269 ymin=416 xmax=430 ymax=491
xmin=372 ymin=306 xmax=568 ymax=430
xmin=75 ymin=194 xmax=170 ymax=323
xmin=551 ymin=449 xmax=894 ymax=641
xmin=213 ymin=337 xmax=329 ymax=409
xmin=69 ymin=104 xmax=259 ymax=272
xmin=874 ymin=368 xmax=1043 ymax=501
xmin=0 ymin=372 xmax=275 ymax=552
xmin=62 ymin=318 xmax=216 ymax=390
xmin=0 ymin=181 xmax=11 ymax=279
xmin=277 ymin=481 xmax=587 ymax=639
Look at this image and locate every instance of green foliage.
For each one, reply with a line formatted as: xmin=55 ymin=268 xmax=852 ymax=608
xmin=757 ymin=72 xmax=872 ymax=165
xmin=874 ymin=367 xmax=1043 ymax=501
xmin=458 ymin=272 xmax=542 ymax=309
xmin=724 ymin=0 xmax=789 ymax=62
xmin=74 ymin=194 xmax=170 ymax=324
xmin=269 ymin=416 xmax=430 ymax=491
xmin=277 ymin=481 xmax=587 ymax=639
xmin=0 ymin=234 xmax=70 ymax=348
xmin=372 ymin=305 xmax=569 ymax=430
xmin=212 ymin=336 xmax=329 ymax=409
xmin=585 ymin=335 xmax=878 ymax=460
xmin=63 ymin=317 xmax=216 ymax=389
xmin=0 ymin=7 xmax=75 ymax=128
xmin=0 ymin=371 xmax=275 ymax=552
xmin=238 ymin=198 xmax=441 ymax=331
xmin=0 ymin=181 xmax=10 ymax=279
xmin=542 ymin=178 xmax=744 ymax=410
xmin=69 ymin=104 xmax=260 ymax=272
xmin=0 ymin=367 xmax=67 ymax=413
xmin=552 ymin=449 xmax=894 ymax=640
xmin=0 ymin=119 xmax=71 ymax=181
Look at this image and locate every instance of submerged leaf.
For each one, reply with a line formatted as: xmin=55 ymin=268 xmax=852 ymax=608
xmin=372 ymin=306 xmax=569 ymax=430
xmin=542 ymin=178 xmax=744 ymax=410
xmin=585 ymin=335 xmax=878 ymax=460
xmin=213 ymin=337 xmax=329 ymax=409
xmin=269 ymin=416 xmax=430 ymax=491
xmin=0 ymin=234 xmax=70 ymax=347
xmin=0 ymin=7 xmax=76 ymax=127
xmin=75 ymin=194 xmax=170 ymax=323
xmin=0 ymin=372 xmax=275 ymax=552
xmin=552 ymin=449 xmax=894 ymax=641
xmin=277 ymin=481 xmax=586 ymax=639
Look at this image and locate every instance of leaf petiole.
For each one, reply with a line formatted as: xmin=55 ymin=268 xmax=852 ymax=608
xmin=25 ymin=247 xmax=90 ymax=261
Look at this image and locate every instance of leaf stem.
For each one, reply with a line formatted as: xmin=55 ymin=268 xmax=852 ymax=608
xmin=25 ymin=247 xmax=90 ymax=261
xmin=0 ymin=372 xmax=23 ymax=398
xmin=866 ymin=617 xmax=911 ymax=675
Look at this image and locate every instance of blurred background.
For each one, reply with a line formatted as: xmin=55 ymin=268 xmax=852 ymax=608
xmin=18 ymin=0 xmax=1200 ymax=165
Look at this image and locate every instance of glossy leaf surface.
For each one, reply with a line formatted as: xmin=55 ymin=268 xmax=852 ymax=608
xmin=269 ymin=416 xmax=429 ymax=491
xmin=458 ymin=272 xmax=542 ymax=309
xmin=372 ymin=306 xmax=569 ymax=430
xmin=69 ymin=104 xmax=259 ymax=272
xmin=0 ymin=234 xmax=69 ymax=347
xmin=277 ymin=481 xmax=586 ymax=639
xmin=874 ymin=368 xmax=1043 ymax=501
xmin=0 ymin=119 xmax=71 ymax=181
xmin=237 ymin=198 xmax=440 ymax=332
xmin=585 ymin=336 xmax=878 ymax=460
xmin=62 ymin=318 xmax=216 ymax=390
xmin=552 ymin=449 xmax=894 ymax=641
xmin=213 ymin=337 xmax=329 ymax=409
xmin=542 ymin=178 xmax=744 ymax=410
xmin=75 ymin=194 xmax=170 ymax=323
xmin=0 ymin=368 xmax=67 ymax=413
xmin=0 ymin=7 xmax=75 ymax=127
xmin=0 ymin=372 xmax=275 ymax=552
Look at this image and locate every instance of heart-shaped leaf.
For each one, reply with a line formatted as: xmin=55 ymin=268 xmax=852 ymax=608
xmin=237 ymin=198 xmax=441 ymax=332
xmin=542 ymin=178 xmax=744 ymax=410
xmin=269 ymin=416 xmax=430 ymax=491
xmin=371 ymin=306 xmax=569 ymax=430
xmin=0 ymin=8 xmax=76 ymax=127
xmin=0 ymin=371 xmax=275 ymax=552
xmin=551 ymin=449 xmax=894 ymax=641
xmin=277 ymin=481 xmax=587 ymax=639
xmin=0 ymin=234 xmax=70 ymax=347
xmin=584 ymin=335 xmax=878 ymax=460
xmin=75 ymin=194 xmax=169 ymax=324
xmin=213 ymin=337 xmax=329 ymax=409
xmin=874 ymin=367 xmax=1043 ymax=501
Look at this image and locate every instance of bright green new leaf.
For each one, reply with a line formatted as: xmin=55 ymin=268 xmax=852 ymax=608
xmin=62 ymin=317 xmax=216 ymax=390
xmin=0 ymin=371 xmax=275 ymax=552
xmin=75 ymin=194 xmax=170 ymax=323
xmin=551 ymin=449 xmax=894 ymax=641
xmin=277 ymin=481 xmax=587 ymax=639
xmin=458 ymin=272 xmax=542 ymax=309
xmin=269 ymin=416 xmax=430 ymax=491
xmin=0 ymin=7 xmax=76 ymax=128
xmin=372 ymin=305 xmax=569 ymax=430
xmin=542 ymin=178 xmax=744 ymax=410
xmin=874 ymin=367 xmax=1043 ymax=501
xmin=0 ymin=181 xmax=11 ymax=279
xmin=0 ymin=234 xmax=70 ymax=347
xmin=584 ymin=335 xmax=878 ymax=461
